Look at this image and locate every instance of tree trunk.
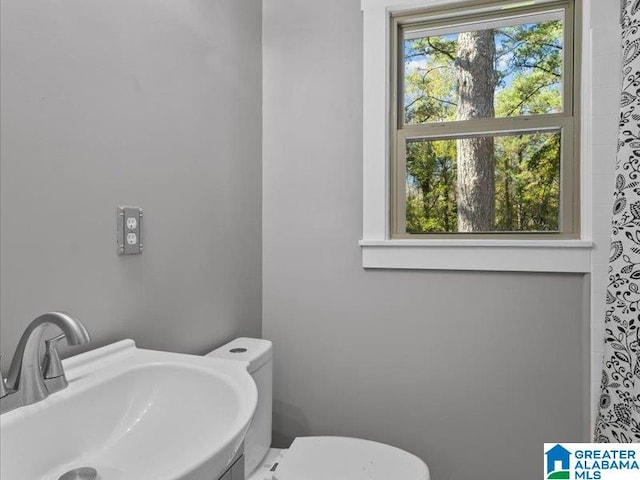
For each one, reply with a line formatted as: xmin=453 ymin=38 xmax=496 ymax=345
xmin=455 ymin=30 xmax=496 ymax=232
xmin=503 ymin=153 xmax=512 ymax=229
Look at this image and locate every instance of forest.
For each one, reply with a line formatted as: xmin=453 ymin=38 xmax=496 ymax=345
xmin=403 ymin=16 xmax=564 ymax=233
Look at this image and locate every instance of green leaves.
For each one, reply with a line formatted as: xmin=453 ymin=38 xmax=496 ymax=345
xmin=404 ymin=38 xmax=457 ymax=124
xmin=406 ymin=139 xmax=457 ymax=233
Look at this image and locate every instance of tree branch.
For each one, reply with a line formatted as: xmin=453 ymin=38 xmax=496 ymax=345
xmin=426 ymin=38 xmax=456 ymax=62
xmin=506 ymin=82 xmax=556 ymax=116
xmin=497 ymin=30 xmax=561 ymax=51
xmin=405 ymin=94 xmax=457 ymax=112
xmin=516 ymin=62 xmax=561 ymax=78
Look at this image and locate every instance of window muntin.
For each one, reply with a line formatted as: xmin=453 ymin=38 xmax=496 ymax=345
xmin=392 ymin=0 xmax=577 ymax=238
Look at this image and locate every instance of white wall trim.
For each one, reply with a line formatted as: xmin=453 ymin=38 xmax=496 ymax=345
xmin=362 ymin=0 xmax=390 ymax=241
xmin=585 ymin=0 xmax=621 ymax=433
xmin=360 ymin=239 xmax=592 ymax=247
xmin=362 ymin=0 xmax=467 ymax=13
xmin=361 ymin=0 xmax=594 ymax=272
xmin=362 ymin=242 xmax=591 ymax=272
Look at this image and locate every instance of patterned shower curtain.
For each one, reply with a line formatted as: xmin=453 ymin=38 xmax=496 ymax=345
xmin=594 ymin=0 xmax=640 ymax=443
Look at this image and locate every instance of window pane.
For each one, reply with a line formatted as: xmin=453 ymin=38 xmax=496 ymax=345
xmin=403 ymin=12 xmax=564 ymax=124
xmin=405 ymin=131 xmax=561 ymax=233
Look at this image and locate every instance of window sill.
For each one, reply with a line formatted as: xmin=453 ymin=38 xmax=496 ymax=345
xmin=359 ymin=239 xmax=593 ymax=272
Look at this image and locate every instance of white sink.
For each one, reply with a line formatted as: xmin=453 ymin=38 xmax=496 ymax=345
xmin=0 ymin=340 xmax=257 ymax=480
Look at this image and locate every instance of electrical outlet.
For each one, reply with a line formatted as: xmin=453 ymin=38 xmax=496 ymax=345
xmin=126 ymin=217 xmax=137 ymax=230
xmin=117 ymin=206 xmax=143 ymax=255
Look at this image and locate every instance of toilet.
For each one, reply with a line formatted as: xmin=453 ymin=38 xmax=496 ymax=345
xmin=207 ymin=338 xmax=430 ymax=480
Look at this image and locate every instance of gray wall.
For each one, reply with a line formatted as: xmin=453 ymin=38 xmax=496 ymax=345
xmin=262 ymin=1 xmax=588 ymax=479
xmin=0 ymin=0 xmax=262 ymax=370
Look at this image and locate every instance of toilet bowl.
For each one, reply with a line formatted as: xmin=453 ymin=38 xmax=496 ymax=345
xmin=206 ymin=338 xmax=430 ymax=480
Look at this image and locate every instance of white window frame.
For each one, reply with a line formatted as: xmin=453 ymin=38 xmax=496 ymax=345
xmin=360 ymin=0 xmax=593 ymax=272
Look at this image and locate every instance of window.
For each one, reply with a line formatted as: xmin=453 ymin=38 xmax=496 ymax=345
xmin=392 ymin=0 xmax=578 ymax=238
xmin=360 ymin=0 xmax=591 ymax=271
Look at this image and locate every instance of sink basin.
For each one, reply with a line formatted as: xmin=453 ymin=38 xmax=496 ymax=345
xmin=0 ymin=340 xmax=257 ymax=480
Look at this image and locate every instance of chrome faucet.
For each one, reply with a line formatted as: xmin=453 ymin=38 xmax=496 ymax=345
xmin=1 ymin=312 xmax=91 ymax=414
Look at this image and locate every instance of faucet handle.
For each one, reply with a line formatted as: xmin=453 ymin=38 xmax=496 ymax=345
xmin=42 ymin=333 xmax=66 ymax=380
xmin=1 ymin=354 xmax=22 ymax=414
xmin=0 ymin=356 xmax=8 ymax=398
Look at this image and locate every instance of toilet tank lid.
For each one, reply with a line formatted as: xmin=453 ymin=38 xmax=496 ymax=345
xmin=274 ymin=437 xmax=430 ymax=480
xmin=206 ymin=337 xmax=272 ymax=373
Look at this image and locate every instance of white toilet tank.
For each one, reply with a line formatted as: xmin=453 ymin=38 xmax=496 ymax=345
xmin=206 ymin=337 xmax=273 ymax=475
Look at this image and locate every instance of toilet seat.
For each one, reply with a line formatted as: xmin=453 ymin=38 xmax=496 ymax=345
xmin=273 ymin=436 xmax=430 ymax=480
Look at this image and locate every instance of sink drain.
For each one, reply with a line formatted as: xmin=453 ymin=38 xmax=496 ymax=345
xmin=58 ymin=467 xmax=97 ymax=480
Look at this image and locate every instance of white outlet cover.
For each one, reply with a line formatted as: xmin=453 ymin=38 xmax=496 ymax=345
xmin=118 ymin=206 xmax=142 ymax=255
